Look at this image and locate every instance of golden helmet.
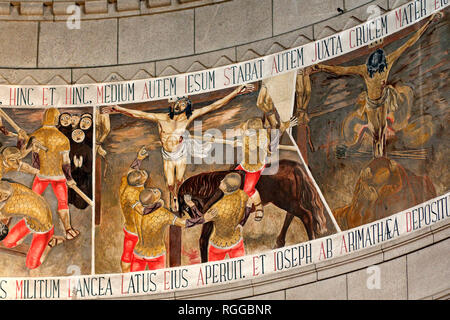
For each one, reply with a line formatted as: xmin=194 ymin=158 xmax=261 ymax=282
xmin=139 ymin=188 xmax=161 ymax=206
xmin=42 ymin=108 xmax=61 ymax=126
xmin=222 ymin=172 xmax=242 ymax=193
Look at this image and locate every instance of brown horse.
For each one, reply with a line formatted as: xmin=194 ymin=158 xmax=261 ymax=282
xmin=177 ymin=159 xmax=327 ymax=263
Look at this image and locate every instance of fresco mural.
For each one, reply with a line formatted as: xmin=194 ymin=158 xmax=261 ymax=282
xmin=0 ymin=1 xmax=446 ymax=299
xmin=299 ymin=12 xmax=448 ymax=231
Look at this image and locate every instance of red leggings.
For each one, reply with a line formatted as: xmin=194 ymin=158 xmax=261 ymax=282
xmin=32 ymin=176 xmax=69 ymax=211
xmin=208 ymin=239 xmax=245 ymax=261
xmin=130 ymin=253 xmax=165 ymax=271
xmin=235 ymin=164 xmax=265 ymax=197
xmin=2 ymin=219 xmax=54 ymax=269
xmin=121 ymin=228 xmax=138 ymax=264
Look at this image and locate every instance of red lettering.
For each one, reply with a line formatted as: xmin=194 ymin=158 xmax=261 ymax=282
xmin=97 ymin=86 xmax=104 ymax=104
xmin=67 ymin=279 xmax=72 ymax=298
xmin=406 ymin=211 xmax=412 ymax=232
xmin=340 ymin=235 xmax=348 ymax=254
xmin=319 ymin=242 xmax=326 ymax=260
xmin=10 ymin=88 xmax=15 ymax=106
xmin=252 ymin=256 xmax=260 ymax=276
xmin=42 ymin=88 xmax=48 ymax=106
xmin=65 ymin=87 xmax=71 ymax=105
xmin=164 ymin=271 xmax=170 ymax=290
xmin=435 ymin=0 xmax=440 ymax=9
xmin=197 ymin=269 xmax=205 ymax=286
xmin=121 ymin=275 xmax=127 ymax=295
xmin=16 ymin=280 xmax=23 ymax=299
xmin=223 ymin=68 xmax=231 ymax=86
xmin=141 ymin=82 xmax=149 ymax=100
xmin=273 ymin=252 xmax=277 ymax=271
xmin=311 ymin=44 xmax=318 ymax=63
xmin=395 ymin=9 xmax=402 ymax=28
xmin=271 ymin=57 xmax=279 ymax=75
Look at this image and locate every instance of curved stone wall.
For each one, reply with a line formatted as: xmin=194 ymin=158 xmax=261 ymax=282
xmin=1 ymin=0 xmax=448 ymax=300
xmin=1 ymin=0 xmax=407 ymax=81
xmin=116 ymin=219 xmax=449 ymax=300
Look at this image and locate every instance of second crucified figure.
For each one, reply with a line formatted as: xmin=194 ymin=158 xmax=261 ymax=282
xmin=315 ymin=13 xmax=441 ymax=158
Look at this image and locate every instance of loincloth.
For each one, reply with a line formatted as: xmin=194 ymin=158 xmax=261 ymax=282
xmin=365 ymin=85 xmax=399 ymax=113
xmin=161 ymin=133 xmax=212 ymax=161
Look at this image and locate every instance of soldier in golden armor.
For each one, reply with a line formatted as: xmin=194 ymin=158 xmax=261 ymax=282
xmin=234 ymin=118 xmax=268 ymax=221
xmin=30 ymin=108 xmax=79 ymax=240
xmin=185 ymin=172 xmax=253 ymax=261
xmin=206 ymin=173 xmax=253 ymax=261
xmin=129 ymin=187 xmax=216 ymax=271
xmin=119 ymin=146 xmax=151 ymax=273
xmin=235 ymin=87 xmax=297 ymax=221
xmin=0 ymin=181 xmax=58 ymax=269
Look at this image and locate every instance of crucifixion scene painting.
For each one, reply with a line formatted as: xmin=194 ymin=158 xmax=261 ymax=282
xmin=296 ymin=12 xmax=448 ymax=231
xmin=94 ymin=72 xmax=339 ymax=274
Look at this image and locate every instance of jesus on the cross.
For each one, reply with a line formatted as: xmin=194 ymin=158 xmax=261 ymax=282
xmin=102 ymin=84 xmax=254 ymax=209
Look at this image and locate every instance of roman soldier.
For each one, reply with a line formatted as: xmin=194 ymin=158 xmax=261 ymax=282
xmin=235 ymin=118 xmax=269 ymax=221
xmin=0 ymin=181 xmax=60 ymax=269
xmin=129 ymin=187 xmax=213 ymax=271
xmin=119 ymin=146 xmax=150 ymax=273
xmin=235 ymin=88 xmax=297 ymax=221
xmin=185 ymin=172 xmax=253 ymax=261
xmin=30 ymin=108 xmax=79 ymax=240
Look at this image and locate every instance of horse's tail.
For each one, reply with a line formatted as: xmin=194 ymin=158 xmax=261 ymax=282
xmin=294 ymin=164 xmax=327 ymax=235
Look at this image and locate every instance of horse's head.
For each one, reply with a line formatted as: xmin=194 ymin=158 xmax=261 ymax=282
xmin=177 ymin=169 xmax=245 ymax=218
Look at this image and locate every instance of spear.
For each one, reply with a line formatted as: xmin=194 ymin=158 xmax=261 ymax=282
xmin=69 ymin=184 xmax=94 ymax=207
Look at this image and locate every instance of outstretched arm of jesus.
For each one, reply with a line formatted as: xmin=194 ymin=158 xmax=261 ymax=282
xmin=189 ymin=84 xmax=254 ymax=121
xmin=314 ymin=63 xmax=365 ymax=76
xmin=387 ymin=12 xmax=441 ymax=66
xmin=101 ymin=105 xmax=164 ymax=122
